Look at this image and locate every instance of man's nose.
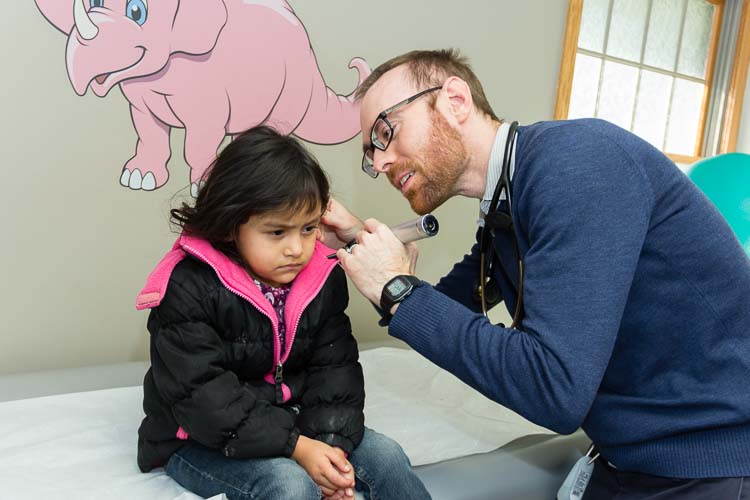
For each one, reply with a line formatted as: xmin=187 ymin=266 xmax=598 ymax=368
xmin=373 ymin=148 xmax=394 ymax=175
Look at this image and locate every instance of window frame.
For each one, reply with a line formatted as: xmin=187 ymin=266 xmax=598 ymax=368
xmin=554 ymin=0 xmax=750 ymax=163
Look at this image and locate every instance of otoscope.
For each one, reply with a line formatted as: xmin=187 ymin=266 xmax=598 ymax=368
xmin=326 ymin=214 xmax=440 ymax=258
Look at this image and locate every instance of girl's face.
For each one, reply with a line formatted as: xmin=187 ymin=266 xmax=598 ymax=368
xmin=235 ymin=203 xmax=322 ymax=287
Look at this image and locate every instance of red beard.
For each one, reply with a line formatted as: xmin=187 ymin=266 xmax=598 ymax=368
xmin=390 ymin=109 xmax=467 ymax=215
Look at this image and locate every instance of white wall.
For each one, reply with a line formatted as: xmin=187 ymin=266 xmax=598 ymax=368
xmin=737 ymin=76 xmax=750 ymax=153
xmin=2 ymin=1 xmax=178 ymax=374
xmin=1 ymin=1 xmax=567 ymax=374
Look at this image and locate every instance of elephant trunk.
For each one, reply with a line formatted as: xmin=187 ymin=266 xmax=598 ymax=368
xmin=73 ymin=0 xmax=98 ymax=40
xmin=291 ymin=57 xmax=372 ymax=145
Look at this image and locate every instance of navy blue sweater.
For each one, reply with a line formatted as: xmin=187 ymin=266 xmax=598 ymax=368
xmin=390 ymin=119 xmax=750 ymax=478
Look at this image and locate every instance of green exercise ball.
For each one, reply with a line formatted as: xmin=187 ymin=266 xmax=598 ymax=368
xmin=688 ymin=152 xmax=750 ymax=257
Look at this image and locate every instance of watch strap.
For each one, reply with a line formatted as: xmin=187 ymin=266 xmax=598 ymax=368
xmin=380 ymin=275 xmax=422 ymax=318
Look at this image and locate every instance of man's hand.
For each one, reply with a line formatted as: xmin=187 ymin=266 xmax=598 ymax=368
xmin=318 ymin=199 xmax=364 ymax=249
xmin=336 ymin=218 xmax=419 ymax=307
xmin=292 ymin=436 xmax=355 ymax=498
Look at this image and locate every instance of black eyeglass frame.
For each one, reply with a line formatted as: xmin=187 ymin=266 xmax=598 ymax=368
xmin=361 ymin=86 xmax=443 ymax=178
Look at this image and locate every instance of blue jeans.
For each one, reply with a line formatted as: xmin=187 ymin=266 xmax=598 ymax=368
xmin=165 ymin=427 xmax=431 ymax=500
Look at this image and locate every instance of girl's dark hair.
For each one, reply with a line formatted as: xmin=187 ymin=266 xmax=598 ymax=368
xmin=171 ymin=125 xmax=330 ymax=259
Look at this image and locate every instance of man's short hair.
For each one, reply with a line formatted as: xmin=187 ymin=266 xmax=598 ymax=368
xmin=355 ymin=49 xmax=499 ymax=121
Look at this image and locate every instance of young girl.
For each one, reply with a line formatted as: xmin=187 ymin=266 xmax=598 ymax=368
xmin=135 ymin=125 xmax=430 ymax=500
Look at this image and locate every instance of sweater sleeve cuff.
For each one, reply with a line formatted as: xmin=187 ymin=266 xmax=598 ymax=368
xmin=389 ymin=284 xmax=456 ymax=362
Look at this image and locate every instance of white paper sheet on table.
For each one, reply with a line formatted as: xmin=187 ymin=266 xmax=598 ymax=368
xmin=360 ymin=347 xmax=552 ymax=466
xmin=0 ymin=385 xmax=192 ymax=500
xmin=0 ymin=347 xmax=552 ymax=499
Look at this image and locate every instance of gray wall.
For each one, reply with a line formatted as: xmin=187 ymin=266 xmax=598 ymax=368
xmin=295 ymin=0 xmax=570 ymax=347
xmin=12 ymin=0 xmax=725 ymax=375
xmin=737 ymin=77 xmax=750 ymax=153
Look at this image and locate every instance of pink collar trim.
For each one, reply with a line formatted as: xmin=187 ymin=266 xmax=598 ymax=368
xmin=135 ymin=235 xmax=338 ymax=324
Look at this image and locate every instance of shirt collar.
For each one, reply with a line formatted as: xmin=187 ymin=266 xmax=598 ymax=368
xmin=479 ymin=122 xmax=517 ymax=219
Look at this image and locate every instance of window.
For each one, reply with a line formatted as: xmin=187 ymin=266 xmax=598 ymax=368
xmin=555 ymin=0 xmax=750 ymax=163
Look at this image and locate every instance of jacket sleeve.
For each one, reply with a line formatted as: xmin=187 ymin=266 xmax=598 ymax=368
xmin=148 ymin=275 xmax=299 ymax=459
xmin=296 ymin=266 xmax=365 ymax=454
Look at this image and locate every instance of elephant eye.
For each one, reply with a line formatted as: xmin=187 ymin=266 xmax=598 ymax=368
xmin=89 ymin=0 xmax=103 ymax=8
xmin=126 ymin=0 xmax=148 ymax=26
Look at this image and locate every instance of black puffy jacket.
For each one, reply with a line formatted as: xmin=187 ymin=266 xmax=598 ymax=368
xmin=135 ymin=235 xmax=364 ymax=472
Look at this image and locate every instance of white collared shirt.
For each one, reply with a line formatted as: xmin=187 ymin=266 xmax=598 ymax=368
xmin=478 ymin=122 xmax=517 ymax=226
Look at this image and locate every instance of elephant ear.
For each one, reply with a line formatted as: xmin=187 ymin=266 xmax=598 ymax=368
xmin=171 ymin=0 xmax=228 ymax=55
xmin=35 ymin=0 xmax=75 ymax=35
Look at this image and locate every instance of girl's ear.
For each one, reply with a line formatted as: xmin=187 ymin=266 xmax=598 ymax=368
xmin=221 ymin=226 xmax=237 ymax=243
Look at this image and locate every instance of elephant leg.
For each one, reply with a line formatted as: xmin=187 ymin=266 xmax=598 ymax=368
xmin=122 ymin=105 xmax=171 ymax=191
xmin=169 ymin=93 xmax=230 ymax=197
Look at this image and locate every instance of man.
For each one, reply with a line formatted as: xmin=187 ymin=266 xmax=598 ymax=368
xmin=320 ymin=49 xmax=750 ymax=498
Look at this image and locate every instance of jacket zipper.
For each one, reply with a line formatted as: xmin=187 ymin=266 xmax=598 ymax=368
xmin=283 ymin=276 xmax=332 ymax=366
xmin=269 ymin=278 xmax=331 ymax=403
xmin=182 ymin=245 xmax=284 ymax=396
xmin=183 ymin=244 xmax=335 ymax=403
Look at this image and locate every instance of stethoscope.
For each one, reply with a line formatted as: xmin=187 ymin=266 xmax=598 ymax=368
xmin=476 ymin=121 xmax=525 ymax=329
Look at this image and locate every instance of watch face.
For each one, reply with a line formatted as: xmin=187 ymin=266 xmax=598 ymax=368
xmin=387 ymin=278 xmax=409 ymax=297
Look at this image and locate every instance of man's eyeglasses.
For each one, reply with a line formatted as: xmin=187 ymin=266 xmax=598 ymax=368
xmin=361 ymin=86 xmax=442 ymax=178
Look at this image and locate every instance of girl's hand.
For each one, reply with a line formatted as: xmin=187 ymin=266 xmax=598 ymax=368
xmin=324 ymin=486 xmax=354 ymax=500
xmin=292 ymin=436 xmax=355 ymax=496
xmin=318 ymin=199 xmax=364 ymax=249
xmin=323 ymin=449 xmax=355 ymax=499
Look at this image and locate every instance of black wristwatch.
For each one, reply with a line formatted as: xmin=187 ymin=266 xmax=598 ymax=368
xmin=380 ymin=275 xmax=422 ymax=318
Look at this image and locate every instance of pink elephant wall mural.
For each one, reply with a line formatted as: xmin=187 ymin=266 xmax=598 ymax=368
xmin=35 ymin=0 xmax=370 ymax=196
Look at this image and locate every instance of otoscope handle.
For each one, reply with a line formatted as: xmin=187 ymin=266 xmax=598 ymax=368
xmin=389 ymin=214 xmax=440 ymax=244
xmin=327 ymin=214 xmax=440 ymax=258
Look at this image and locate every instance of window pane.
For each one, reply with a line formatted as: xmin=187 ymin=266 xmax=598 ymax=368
xmin=579 ymin=0 xmax=611 ymax=53
xmin=633 ymin=70 xmax=673 ymax=149
xmin=677 ymin=0 xmax=715 ymax=78
xmin=643 ymin=0 xmax=685 ymax=71
xmin=569 ymin=53 xmax=603 ymax=119
xmin=597 ymin=61 xmax=639 ymax=130
xmin=665 ymin=79 xmax=705 ymax=155
xmin=607 ymin=0 xmax=650 ymax=62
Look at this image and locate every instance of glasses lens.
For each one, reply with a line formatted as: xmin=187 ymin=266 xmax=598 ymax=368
xmin=371 ymin=118 xmax=393 ymax=150
xmin=361 ymin=152 xmax=378 ymax=178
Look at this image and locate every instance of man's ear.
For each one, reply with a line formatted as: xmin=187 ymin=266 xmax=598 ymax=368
xmin=443 ymin=76 xmax=474 ymax=124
